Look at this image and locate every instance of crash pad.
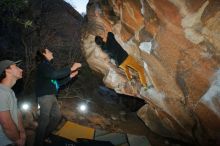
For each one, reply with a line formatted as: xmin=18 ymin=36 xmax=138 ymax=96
xmin=55 ymin=121 xmax=95 ymax=141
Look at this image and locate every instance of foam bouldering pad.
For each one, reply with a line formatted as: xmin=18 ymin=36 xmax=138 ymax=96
xmin=54 ymin=121 xmax=95 ymax=141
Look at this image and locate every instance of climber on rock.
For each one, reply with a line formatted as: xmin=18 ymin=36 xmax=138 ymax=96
xmin=95 ymin=32 xmax=150 ymax=90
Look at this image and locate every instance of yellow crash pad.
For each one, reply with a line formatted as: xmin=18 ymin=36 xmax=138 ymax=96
xmin=55 ymin=121 xmax=95 ymax=141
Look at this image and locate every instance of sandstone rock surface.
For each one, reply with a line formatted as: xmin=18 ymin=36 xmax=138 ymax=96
xmin=82 ymin=0 xmax=220 ymax=144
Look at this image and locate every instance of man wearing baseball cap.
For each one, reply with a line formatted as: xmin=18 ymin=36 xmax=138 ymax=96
xmin=0 ymin=60 xmax=26 ymax=146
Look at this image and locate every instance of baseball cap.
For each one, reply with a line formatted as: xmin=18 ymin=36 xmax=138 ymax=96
xmin=0 ymin=60 xmax=22 ymax=75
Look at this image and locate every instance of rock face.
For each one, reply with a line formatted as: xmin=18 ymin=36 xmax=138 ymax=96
xmin=82 ymin=0 xmax=220 ymax=144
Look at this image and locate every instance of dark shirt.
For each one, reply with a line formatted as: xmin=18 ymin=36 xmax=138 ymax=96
xmin=35 ymin=60 xmax=71 ymax=97
xmin=100 ymin=32 xmax=128 ymax=66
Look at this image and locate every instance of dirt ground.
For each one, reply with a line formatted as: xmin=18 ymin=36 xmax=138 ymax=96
xmin=58 ymin=95 xmax=191 ymax=146
xmin=21 ymin=89 xmax=192 ymax=146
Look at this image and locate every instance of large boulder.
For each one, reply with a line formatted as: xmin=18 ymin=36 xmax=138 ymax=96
xmin=81 ymin=0 xmax=220 ymax=145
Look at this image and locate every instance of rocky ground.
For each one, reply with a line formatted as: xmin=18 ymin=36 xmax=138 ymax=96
xmin=20 ymin=87 xmax=192 ymax=146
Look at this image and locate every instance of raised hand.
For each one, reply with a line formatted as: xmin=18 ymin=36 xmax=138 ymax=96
xmin=70 ymin=70 xmax=78 ymax=78
xmin=71 ymin=62 xmax=82 ymax=72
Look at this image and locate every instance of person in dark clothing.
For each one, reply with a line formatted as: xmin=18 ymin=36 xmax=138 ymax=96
xmin=95 ymin=32 xmax=148 ymax=88
xmin=34 ymin=48 xmax=81 ymax=146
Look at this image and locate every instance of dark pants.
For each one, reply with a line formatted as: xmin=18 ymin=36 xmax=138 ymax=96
xmin=35 ymin=95 xmax=61 ymax=146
